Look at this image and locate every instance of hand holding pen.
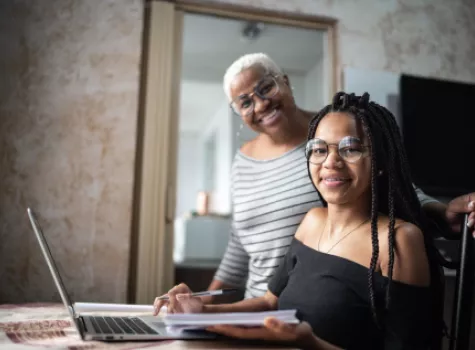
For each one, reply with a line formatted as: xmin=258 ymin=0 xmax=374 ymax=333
xmin=153 ymin=283 xmax=238 ymax=315
xmin=156 ymin=288 xmax=238 ymax=301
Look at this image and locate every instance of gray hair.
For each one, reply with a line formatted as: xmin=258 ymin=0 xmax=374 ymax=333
xmin=223 ymin=53 xmax=283 ymax=101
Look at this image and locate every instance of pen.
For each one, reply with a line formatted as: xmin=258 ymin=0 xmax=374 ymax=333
xmin=156 ymin=288 xmax=239 ymax=301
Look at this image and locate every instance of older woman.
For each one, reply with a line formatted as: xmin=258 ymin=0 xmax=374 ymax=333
xmin=156 ymin=53 xmax=475 ymax=305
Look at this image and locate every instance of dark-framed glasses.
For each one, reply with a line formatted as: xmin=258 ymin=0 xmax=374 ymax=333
xmin=230 ymin=75 xmax=279 ymax=117
xmin=305 ymin=136 xmax=370 ymax=165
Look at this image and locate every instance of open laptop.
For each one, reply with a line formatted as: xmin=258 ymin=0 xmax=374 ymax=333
xmin=27 ymin=207 xmax=215 ymax=342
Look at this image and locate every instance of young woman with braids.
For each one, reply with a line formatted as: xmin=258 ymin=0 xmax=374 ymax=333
xmin=155 ymin=53 xmax=473 ymax=307
xmin=153 ymin=91 xmax=443 ymax=349
xmin=155 ymin=53 xmax=473 ymax=310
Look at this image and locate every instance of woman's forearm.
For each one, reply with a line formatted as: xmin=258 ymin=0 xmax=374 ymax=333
xmin=203 ymin=294 xmax=276 ymax=313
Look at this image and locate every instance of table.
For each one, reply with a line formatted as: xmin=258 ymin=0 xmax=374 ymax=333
xmin=0 ymin=303 xmax=296 ymax=350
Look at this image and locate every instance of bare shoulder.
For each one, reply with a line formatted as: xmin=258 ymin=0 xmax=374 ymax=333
xmin=380 ymin=220 xmax=430 ymax=287
xmin=394 ymin=221 xmax=425 ymax=248
xmin=295 ymin=207 xmax=326 ymax=241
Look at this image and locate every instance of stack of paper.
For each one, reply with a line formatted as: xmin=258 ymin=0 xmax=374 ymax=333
xmin=163 ymin=310 xmax=299 ymax=329
xmin=74 ymin=302 xmax=155 ymax=314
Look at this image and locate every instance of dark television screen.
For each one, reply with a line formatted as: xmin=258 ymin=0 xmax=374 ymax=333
xmin=400 ymin=74 xmax=475 ymax=197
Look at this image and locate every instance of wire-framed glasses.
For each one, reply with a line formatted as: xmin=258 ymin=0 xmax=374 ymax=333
xmin=305 ymin=136 xmax=370 ymax=164
xmin=230 ymin=75 xmax=279 ymax=117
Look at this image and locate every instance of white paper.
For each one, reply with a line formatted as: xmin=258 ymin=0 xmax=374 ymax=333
xmin=163 ymin=309 xmax=299 ymax=328
xmin=74 ymin=302 xmax=157 ymax=314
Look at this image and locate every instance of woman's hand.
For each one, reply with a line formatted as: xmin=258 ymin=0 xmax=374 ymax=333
xmin=206 ymin=317 xmax=317 ymax=349
xmin=446 ymin=193 xmax=475 ymax=232
xmin=153 ymin=283 xmax=203 ymax=315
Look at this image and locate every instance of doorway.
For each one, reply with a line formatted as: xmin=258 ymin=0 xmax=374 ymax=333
xmin=130 ymin=0 xmax=338 ymax=304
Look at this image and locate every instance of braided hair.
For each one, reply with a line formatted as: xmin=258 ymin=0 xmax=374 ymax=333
xmin=306 ymin=92 xmax=441 ymax=330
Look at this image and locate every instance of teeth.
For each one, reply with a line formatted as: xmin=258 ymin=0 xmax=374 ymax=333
xmin=261 ymin=109 xmax=277 ymax=121
xmin=325 ymin=178 xmax=346 ymax=181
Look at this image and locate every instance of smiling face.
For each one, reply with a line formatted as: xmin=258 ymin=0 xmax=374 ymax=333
xmin=228 ymin=66 xmax=296 ymax=136
xmin=308 ymin=112 xmax=372 ymax=206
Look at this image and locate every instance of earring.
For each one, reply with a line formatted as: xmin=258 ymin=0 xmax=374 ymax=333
xmin=378 ymin=170 xmax=383 ymax=176
xmin=236 ymin=123 xmax=243 ymax=139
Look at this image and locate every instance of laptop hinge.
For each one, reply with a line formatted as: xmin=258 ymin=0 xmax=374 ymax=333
xmin=77 ymin=316 xmax=88 ymax=333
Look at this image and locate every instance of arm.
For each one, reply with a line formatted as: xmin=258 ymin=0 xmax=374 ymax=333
xmin=207 ymin=228 xmax=250 ymax=303
xmin=445 ymin=193 xmax=475 ymax=231
xmin=208 ymin=319 xmax=343 ymax=350
xmin=414 ymin=185 xmax=439 ymax=209
xmin=167 ymin=234 xmax=295 ymax=314
xmin=207 ymin=158 xmax=250 ymax=304
xmin=380 ymin=223 xmax=433 ymax=349
xmin=415 ymin=185 xmax=475 ymax=232
xmin=382 ymin=222 xmax=430 ymax=286
xmin=207 ymin=210 xmax=322 ymax=307
xmin=421 ymin=202 xmax=447 ymax=221
xmin=162 ymin=288 xmax=278 ymax=315
xmin=206 ymin=157 xmax=250 ymax=304
xmin=203 ymin=290 xmax=277 ymax=313
xmin=414 ymin=185 xmax=447 ymax=224
xmin=153 ymin=227 xmax=249 ymax=314
xmin=203 ymin=280 xmax=239 ymax=304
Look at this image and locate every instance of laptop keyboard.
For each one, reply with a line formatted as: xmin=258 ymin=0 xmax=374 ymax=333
xmin=88 ymin=316 xmax=159 ymax=335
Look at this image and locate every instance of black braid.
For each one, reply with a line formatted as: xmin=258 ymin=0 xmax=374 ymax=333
xmin=367 ymin=104 xmax=445 ymax=345
xmin=371 ymin=103 xmax=420 ymax=221
xmin=354 ymin=108 xmax=381 ymax=325
xmin=367 ymin=102 xmax=443 ymax=326
xmin=306 ymin=92 xmax=440 ymax=331
xmin=307 ymin=105 xmax=332 ymax=200
xmin=366 ymin=104 xmax=397 ymax=309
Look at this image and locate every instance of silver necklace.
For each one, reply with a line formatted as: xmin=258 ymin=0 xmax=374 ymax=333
xmin=317 ymin=218 xmax=371 ymax=254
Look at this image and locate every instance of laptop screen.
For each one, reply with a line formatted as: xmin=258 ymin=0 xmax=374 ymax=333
xmin=27 ymin=208 xmax=77 ymax=322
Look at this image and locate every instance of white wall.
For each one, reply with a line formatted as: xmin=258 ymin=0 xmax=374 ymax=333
xmin=343 ymin=66 xmax=402 ymax=128
xmin=200 ymin=101 xmax=233 ymax=214
xmin=287 ymin=73 xmax=306 ymax=110
xmin=179 ymin=79 xmax=225 ymax=132
xmin=304 ymin=56 xmax=325 ymax=111
xmin=175 ymin=132 xmax=203 ymax=216
xmin=177 ymin=78 xmax=225 ymax=216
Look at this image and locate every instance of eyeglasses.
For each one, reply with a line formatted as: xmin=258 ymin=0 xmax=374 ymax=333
xmin=305 ymin=136 xmax=370 ymax=165
xmin=230 ymin=76 xmax=280 ymax=117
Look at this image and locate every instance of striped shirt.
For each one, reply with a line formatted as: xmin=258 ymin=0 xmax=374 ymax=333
xmin=213 ymin=142 xmax=437 ymax=299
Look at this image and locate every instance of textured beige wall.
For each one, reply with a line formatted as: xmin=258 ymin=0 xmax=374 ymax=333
xmin=0 ymin=0 xmax=143 ymax=303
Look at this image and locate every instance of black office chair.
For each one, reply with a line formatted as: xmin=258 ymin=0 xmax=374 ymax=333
xmin=434 ymin=214 xmax=474 ymax=350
